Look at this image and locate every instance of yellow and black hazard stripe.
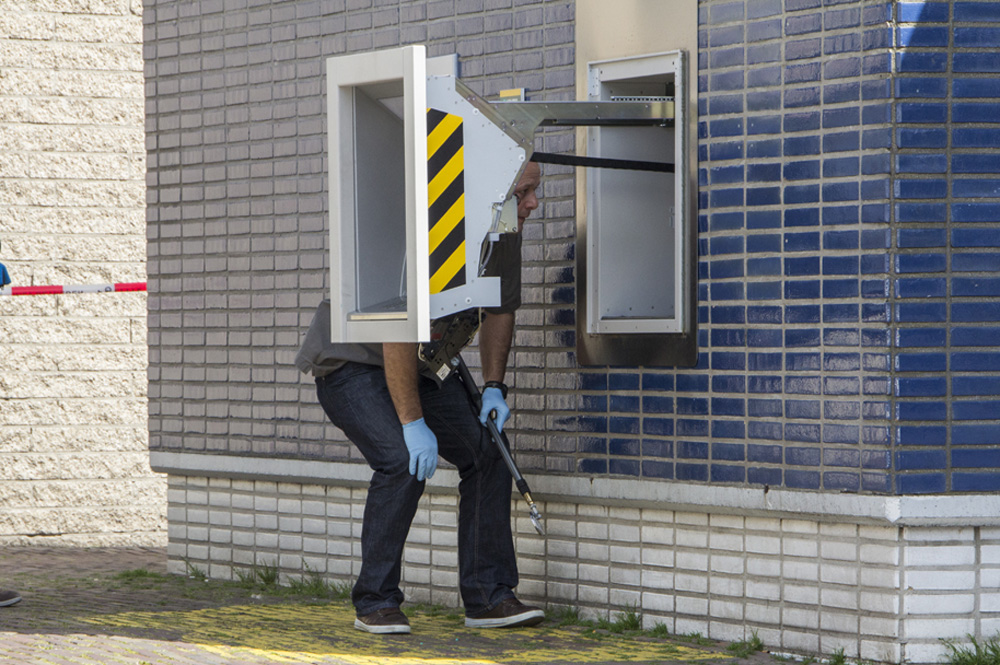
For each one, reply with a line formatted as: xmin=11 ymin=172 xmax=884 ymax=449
xmin=427 ymin=108 xmax=466 ymax=294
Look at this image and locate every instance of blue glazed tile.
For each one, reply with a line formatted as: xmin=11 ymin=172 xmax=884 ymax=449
xmin=787 ymin=36 xmax=822 ymax=60
xmin=898 ymin=154 xmax=948 ymax=174
xmin=710 ymin=25 xmax=745 ymax=48
xmin=784 ymin=135 xmax=822 ymax=156
xmin=748 ymin=354 xmax=783 ymax=373
xmin=861 ymin=78 xmax=891 ymax=101
xmin=897 ymin=77 xmax=948 ymax=98
xmin=609 ymin=438 xmax=640 ymax=456
xmin=863 ymin=400 xmax=891 ymax=420
xmin=898 ymin=128 xmax=947 ymax=149
xmin=678 ymin=440 xmax=709 ymax=459
xmin=954 ymin=129 xmax=1000 ymax=149
xmin=748 ymin=305 xmax=783 ymax=324
xmin=748 ymin=66 xmax=782 ymax=88
xmin=952 ymin=352 xmax=1000 ymax=373
xmin=897 ymin=425 xmax=947 ymax=446
xmin=863 ymin=425 xmax=891 ymax=444
xmin=824 ymin=352 xmax=861 ymax=371
xmin=711 ymin=464 xmax=746 ymax=483
xmin=710 ymin=212 xmax=745 ymax=232
xmin=863 ymin=352 xmax=890 ymax=372
xmin=642 ymin=439 xmax=673 ymax=458
xmin=712 ymin=46 xmax=746 ymax=69
xmin=953 ymin=327 xmax=1000 ymax=346
xmin=862 ymin=103 xmax=891 ymax=126
xmin=785 ymin=470 xmax=821 ymax=490
xmin=748 ymin=443 xmax=782 ymax=463
xmin=825 ymin=400 xmax=861 ymax=420
xmin=710 ymin=165 xmax=745 ymax=184
xmin=954 ymin=449 xmax=1000 ymax=469
xmin=953 ymin=203 xmax=1000 ymax=223
xmin=955 ymin=400 xmax=1000 ymax=420
xmin=896 ymin=327 xmax=947 ymax=347
xmin=896 ymin=401 xmax=947 ymax=421
xmin=677 ymin=397 xmax=709 ymax=416
xmin=711 ymin=188 xmax=745 ymax=208
xmin=785 ymin=112 xmax=821 ymax=133
xmin=578 ymin=458 xmax=608 ymax=475
xmin=711 ymin=118 xmax=745 ymax=138
xmin=747 ymin=262 xmax=781 ymax=279
xmin=577 ymin=416 xmax=609 ymax=433
xmin=825 ymin=57 xmax=861 ymax=79
xmin=787 ymin=353 xmax=821 ymax=371
xmin=785 ymin=231 xmax=820 ymax=252
xmin=824 ymin=472 xmax=860 ymax=491
xmin=579 ymin=437 xmax=608 ymax=454
xmin=953 ymin=179 xmax=1000 ymax=198
xmin=895 ymin=179 xmax=947 ymax=199
xmin=748 ymin=467 xmax=783 ymax=486
xmin=955 ymin=424 xmax=1000 ymax=446
xmin=825 ymin=377 xmax=861 ymax=395
xmin=824 ymin=157 xmax=860 ymax=178
xmin=609 ymin=459 xmax=641 ymax=476
xmin=954 ymin=2 xmax=1000 ymax=21
xmin=954 ymin=52 xmax=1000 ymax=73
xmin=785 ymin=86 xmax=822 ymax=108
xmin=785 ymin=305 xmax=821 ymax=323
xmin=824 ymin=256 xmax=859 ymax=275
xmin=747 ymin=117 xmax=782 ymax=137
xmin=824 ymin=424 xmax=860 ymax=445
xmin=897 ymin=473 xmax=946 ymax=494
xmin=953 ymin=302 xmax=1000 ymax=322
xmin=711 ymin=236 xmax=745 ymax=256
xmin=712 ymin=282 xmax=744 ymax=301
xmin=896 ymin=102 xmax=947 ymax=124
xmin=861 ymin=179 xmax=891 ymax=200
xmin=609 ymin=373 xmax=639 ymax=390
xmin=748 ymin=399 xmax=783 ymax=419
xmin=710 ymin=1 xmax=745 ymax=24
xmin=642 ymin=373 xmax=674 ymax=392
xmin=785 ymin=446 xmax=821 ymax=466
xmin=580 ymin=395 xmax=608 ymax=412
xmin=952 ymin=103 xmax=1000 ymax=124
xmin=953 ymin=278 xmax=1000 ymax=297
xmin=749 ymin=420 xmax=783 ymax=440
xmin=823 ymin=205 xmax=860 ymax=226
xmin=786 ymin=399 xmax=821 ymax=419
xmin=896 ymin=302 xmax=947 ymax=323
xmin=823 ymin=280 xmax=859 ymax=298
xmin=786 ymin=376 xmax=822 ymax=395
xmin=826 ymin=6 xmax=860 ymax=29
xmin=895 ymin=253 xmax=946 ymax=274
xmin=748 ymin=165 xmax=782 ymax=186
xmin=712 ymin=305 xmax=746 ymax=324
xmin=712 ymin=375 xmax=746 ymax=393
xmin=711 ymin=397 xmax=745 ymax=417
xmin=712 ymin=329 xmax=746 ymax=347
xmin=786 ymin=280 xmax=821 ymax=299
xmin=641 ymin=460 xmax=674 ymax=480
xmin=711 ymin=352 xmax=747 ymax=372
xmin=785 ymin=256 xmax=820 ymax=276
xmin=897 ymin=52 xmax=948 ymax=72
xmin=748 ymin=375 xmax=783 ymax=394
xmin=955 ymin=28 xmax=1000 ymax=48
xmin=861 ymin=203 xmax=890 ymax=223
xmin=785 ymin=329 xmax=821 ymax=347
xmin=748 ymin=43 xmax=783 ymax=66
xmin=749 ymin=0 xmax=783 ymax=19
xmin=676 ymin=463 xmax=709 ymax=482
xmin=898 ymin=228 xmax=946 ymax=248
xmin=896 ymin=203 xmax=947 ymax=223
xmin=896 ymin=277 xmax=947 ymax=299
xmin=785 ymin=184 xmax=821 ymax=204
xmin=953 ymin=474 xmax=1000 ymax=493
xmin=610 ymin=418 xmax=639 ymax=435
xmin=643 ymin=418 xmax=674 ymax=437
xmin=825 ymin=32 xmax=861 ymax=55
xmin=898 ymin=26 xmax=948 ymax=47
xmin=610 ymin=396 xmax=641 ymax=413
xmin=712 ymin=421 xmax=746 ymax=440
xmin=711 ymin=142 xmax=745 ymax=161
xmin=748 ymin=138 xmax=782 ymax=158
xmin=824 ymin=328 xmax=860 ymax=345
xmin=896 ymin=377 xmax=947 ymax=397
xmin=861 ymin=229 xmax=891 ymax=250
xmin=954 ymin=79 xmax=1000 ymax=98
xmin=899 ymin=1 xmax=950 ymax=22
xmin=953 ymin=232 xmax=1000 ymax=253
xmin=825 ymin=81 xmax=861 ymax=104
xmin=748 ymin=90 xmax=782 ymax=111
xmin=748 ymin=187 xmax=781 ymax=206
xmin=954 ymin=376 xmax=1000 ymax=396
xmin=748 ymin=233 xmax=781 ymax=253
xmin=862 ymin=303 xmax=890 ymax=322
xmin=711 ymin=70 xmax=745 ymax=93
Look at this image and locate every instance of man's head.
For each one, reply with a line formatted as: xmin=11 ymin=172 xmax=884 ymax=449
xmin=513 ymin=161 xmax=541 ymax=231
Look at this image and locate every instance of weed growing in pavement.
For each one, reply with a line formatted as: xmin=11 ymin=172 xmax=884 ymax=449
xmin=546 ymin=605 xmax=583 ymax=627
xmin=727 ymin=630 xmax=765 ymax=658
xmin=828 ymin=648 xmax=848 ymax=665
xmin=183 ymin=560 xmax=207 ymax=582
xmin=944 ymin=635 xmax=1000 ymax=665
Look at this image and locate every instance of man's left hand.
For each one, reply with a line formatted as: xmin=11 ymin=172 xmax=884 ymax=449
xmin=479 ymin=386 xmax=510 ymax=432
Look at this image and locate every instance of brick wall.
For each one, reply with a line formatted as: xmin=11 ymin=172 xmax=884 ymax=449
xmin=0 ymin=0 xmax=164 ymax=546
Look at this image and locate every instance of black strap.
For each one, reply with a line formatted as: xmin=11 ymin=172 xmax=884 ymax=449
xmin=531 ymin=151 xmax=675 ymax=173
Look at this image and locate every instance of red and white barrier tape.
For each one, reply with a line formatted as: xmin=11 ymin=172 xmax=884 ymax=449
xmin=0 ymin=282 xmax=146 ymax=296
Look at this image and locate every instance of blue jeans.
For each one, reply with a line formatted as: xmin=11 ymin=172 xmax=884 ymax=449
xmin=316 ymin=362 xmax=519 ymax=617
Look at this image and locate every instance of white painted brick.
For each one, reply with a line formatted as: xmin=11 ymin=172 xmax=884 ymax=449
xmin=676 ymin=550 xmax=708 ymax=571
xmin=982 ymin=545 xmax=1000 ymax=565
xmin=820 ymin=562 xmax=858 ymax=586
xmin=641 ymin=546 xmax=675 ymax=568
xmin=609 ymin=523 xmax=640 ymax=542
xmin=819 ymin=522 xmax=857 ymax=539
xmin=820 ymin=540 xmax=857 ymax=561
xmin=610 ymin=566 xmax=641 ymax=587
xmin=609 ymin=588 xmax=641 ymax=609
xmin=907 ymin=569 xmax=976 ymax=591
xmin=641 ymin=568 xmax=674 ymax=591
xmin=820 ymin=635 xmax=858 ymax=658
xmin=904 ymin=593 xmax=975 ymax=615
xmin=641 ymin=524 xmax=674 ymax=545
xmin=674 ymin=512 xmax=708 ymax=526
xmin=708 ymin=619 xmax=745 ymax=641
xmin=860 ymin=591 xmax=899 ymax=614
xmin=783 ymin=537 xmax=818 ymax=558
xmin=746 ymin=533 xmax=781 ymax=555
xmin=577 ymin=521 xmax=608 ymax=540
xmin=642 ymin=592 xmax=675 ymax=613
xmin=781 ymin=519 xmax=818 ymax=535
xmin=746 ymin=580 xmax=781 ymax=601
xmin=861 ymin=615 xmax=900 ymax=638
xmin=903 ymin=642 xmax=952 ymax=665
xmin=905 ymin=545 xmax=976 ymax=567
xmin=747 ymin=557 xmax=781 ymax=577
xmin=547 ymin=538 xmax=578 ymax=558
xmin=982 ymin=592 xmax=1000 ymax=613
xmin=709 ymin=576 xmax=744 ymax=598
xmin=578 ymin=584 xmax=608 ymax=606
xmin=579 ymin=563 xmax=609 ymax=584
xmin=578 ymin=542 xmax=609 ymax=561
xmin=903 ymin=526 xmax=974 ymax=543
xmin=675 ymin=527 xmax=708 ymax=548
xmin=821 ymin=587 xmax=858 ymax=610
xmin=860 ymin=566 xmax=899 ymax=589
xmin=609 ymin=545 xmax=640 ymax=565
xmin=746 ymin=602 xmax=780 ymax=625
xmin=674 ymin=616 xmax=708 ymax=637
xmin=781 ymin=629 xmax=820 ymax=653
xmin=784 ymin=584 xmax=819 ymax=606
xmin=784 ymin=559 xmax=819 ymax=581
xmin=711 ymin=554 xmax=744 ymax=575
xmin=904 ymin=617 xmax=975 ymax=640
xmin=675 ymin=595 xmax=708 ymax=616
xmin=709 ymin=532 xmax=743 ymax=552
xmin=675 ymin=573 xmax=708 ymax=593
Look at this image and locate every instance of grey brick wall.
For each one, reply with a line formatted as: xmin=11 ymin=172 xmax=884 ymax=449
xmin=145 ymin=0 xmax=577 ymax=465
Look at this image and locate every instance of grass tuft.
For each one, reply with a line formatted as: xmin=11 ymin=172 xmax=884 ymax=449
xmin=727 ymin=630 xmax=765 ymax=658
xmin=944 ymin=635 xmax=1000 ymax=665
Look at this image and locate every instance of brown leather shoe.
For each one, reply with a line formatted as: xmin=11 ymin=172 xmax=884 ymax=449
xmin=0 ymin=589 xmax=21 ymax=607
xmin=353 ymin=606 xmax=411 ymax=634
xmin=465 ymin=597 xmax=544 ymax=628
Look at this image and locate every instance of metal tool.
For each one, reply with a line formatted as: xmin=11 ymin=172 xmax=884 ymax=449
xmin=453 ymin=354 xmax=545 ymax=536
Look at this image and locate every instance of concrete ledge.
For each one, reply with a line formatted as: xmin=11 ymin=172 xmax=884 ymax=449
xmin=150 ymin=451 xmax=1000 ymax=527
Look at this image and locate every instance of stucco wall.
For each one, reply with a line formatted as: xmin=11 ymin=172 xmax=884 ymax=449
xmin=0 ymin=0 xmax=165 ymax=546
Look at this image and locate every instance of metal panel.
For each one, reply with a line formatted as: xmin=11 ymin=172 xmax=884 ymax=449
xmin=326 ymin=45 xmax=429 ymax=343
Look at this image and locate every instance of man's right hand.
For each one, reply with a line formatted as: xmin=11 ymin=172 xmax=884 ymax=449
xmin=401 ymin=418 xmax=438 ymax=482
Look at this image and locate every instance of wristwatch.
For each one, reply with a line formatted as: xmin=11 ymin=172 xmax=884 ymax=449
xmin=483 ymin=380 xmax=508 ymax=399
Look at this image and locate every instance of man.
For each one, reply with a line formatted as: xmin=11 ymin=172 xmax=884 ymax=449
xmin=296 ymin=162 xmax=542 ymax=634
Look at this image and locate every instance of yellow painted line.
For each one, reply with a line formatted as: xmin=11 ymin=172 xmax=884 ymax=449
xmin=84 ymin=603 xmax=720 ymax=664
xmin=428 ymin=146 xmax=464 ymax=206
xmin=427 ymin=114 xmax=462 ymax=158
xmin=429 ymin=241 xmax=466 ymax=294
xmin=429 ymin=194 xmax=465 ymax=254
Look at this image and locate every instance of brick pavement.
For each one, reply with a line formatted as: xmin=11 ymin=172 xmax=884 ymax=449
xmin=0 ymin=547 xmax=766 ymax=665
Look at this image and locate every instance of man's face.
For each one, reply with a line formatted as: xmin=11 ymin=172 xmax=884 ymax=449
xmin=513 ymin=161 xmax=541 ymax=231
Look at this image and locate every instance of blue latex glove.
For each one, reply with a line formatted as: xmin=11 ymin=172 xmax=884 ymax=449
xmin=401 ymin=418 xmax=438 ymax=482
xmin=479 ymin=386 xmax=510 ymax=433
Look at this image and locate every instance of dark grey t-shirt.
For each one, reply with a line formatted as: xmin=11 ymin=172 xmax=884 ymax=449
xmin=295 ymin=233 xmax=521 ymax=378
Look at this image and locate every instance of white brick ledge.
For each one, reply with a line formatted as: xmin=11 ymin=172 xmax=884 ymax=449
xmin=150 ymin=451 xmax=1000 ymax=527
